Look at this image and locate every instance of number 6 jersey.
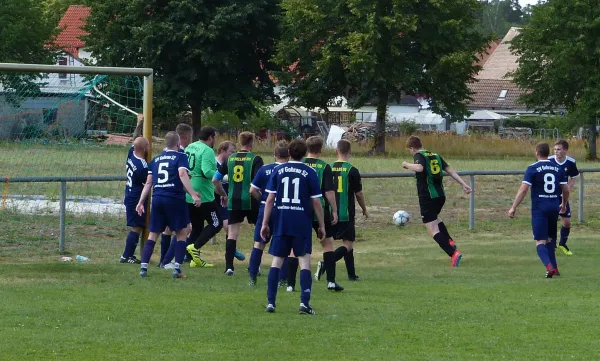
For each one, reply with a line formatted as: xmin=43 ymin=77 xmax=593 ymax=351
xmin=124 ymin=146 xmax=149 ymax=204
xmin=523 ymin=159 xmax=568 ymax=211
xmin=413 ymin=150 xmax=449 ymax=200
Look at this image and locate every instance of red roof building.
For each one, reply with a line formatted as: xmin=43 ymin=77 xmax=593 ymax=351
xmin=53 ymin=5 xmax=91 ymax=57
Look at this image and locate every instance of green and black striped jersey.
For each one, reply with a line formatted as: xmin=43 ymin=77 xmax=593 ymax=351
xmin=413 ymin=150 xmax=449 ymax=200
xmin=331 ymin=161 xmax=362 ymax=222
xmin=304 ymin=157 xmax=334 ymax=221
xmin=218 ymin=151 xmax=263 ymax=210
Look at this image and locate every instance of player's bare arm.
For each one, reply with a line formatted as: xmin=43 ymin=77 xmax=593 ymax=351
xmin=132 ymin=113 xmax=144 ymax=140
xmin=560 ymin=184 xmax=570 ymax=214
xmin=402 ymin=161 xmax=424 ymax=173
xmin=312 ymin=198 xmax=326 ymax=241
xmin=250 ymin=185 xmax=262 ymax=202
xmin=136 ymin=174 xmax=153 ymax=215
xmin=568 ymin=177 xmax=577 ymax=192
xmin=508 ymin=183 xmax=530 ymax=218
xmin=324 ymin=190 xmax=338 ymax=225
xmin=260 ymin=193 xmax=276 ymax=241
xmin=179 ymin=168 xmax=201 ymax=206
xmin=444 ymin=166 xmax=472 ymax=194
xmin=355 ymin=191 xmax=368 ymax=218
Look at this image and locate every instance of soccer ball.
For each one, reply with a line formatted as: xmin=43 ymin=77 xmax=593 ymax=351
xmin=222 ymin=174 xmax=229 ymax=182
xmin=393 ymin=210 xmax=410 ymax=226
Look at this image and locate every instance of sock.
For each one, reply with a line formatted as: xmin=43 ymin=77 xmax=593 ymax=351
xmin=560 ymin=227 xmax=570 ymax=246
xmin=433 ymin=232 xmax=455 ymax=257
xmin=279 ymin=257 xmax=289 ymax=281
xmin=334 ymin=246 xmax=348 ymax=262
xmin=299 ymin=269 xmax=312 ymax=306
xmin=546 ymin=240 xmax=558 ymax=270
xmin=344 ymin=249 xmax=357 ymax=278
xmin=174 ymin=240 xmax=187 ymax=265
xmin=225 ymin=239 xmax=236 ymax=271
xmin=438 ymin=222 xmax=456 ymax=248
xmin=122 ymin=231 xmax=140 ymax=258
xmin=162 ymin=237 xmax=178 ymax=265
xmin=324 ymin=251 xmax=336 ymax=283
xmin=267 ymin=267 xmax=280 ymax=306
xmin=159 ymin=234 xmax=170 ymax=264
xmin=536 ymin=244 xmax=552 ymax=268
xmin=249 ymin=247 xmax=264 ymax=279
xmin=141 ymin=239 xmax=156 ymax=264
xmin=288 ymin=257 xmax=299 ymax=288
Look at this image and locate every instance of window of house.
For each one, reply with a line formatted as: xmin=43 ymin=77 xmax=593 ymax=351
xmin=58 ymin=57 xmax=67 ymax=79
xmin=498 ymin=89 xmax=508 ymax=98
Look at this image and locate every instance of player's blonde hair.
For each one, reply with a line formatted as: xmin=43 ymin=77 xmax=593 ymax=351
xmin=217 ymin=141 xmax=235 ymax=154
xmin=337 ymin=139 xmax=352 ymax=155
xmin=238 ymin=132 xmax=255 ymax=147
xmin=306 ymin=136 xmax=324 ymax=154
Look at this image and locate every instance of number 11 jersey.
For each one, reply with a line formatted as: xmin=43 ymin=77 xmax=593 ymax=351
xmin=265 ymin=161 xmax=322 ymax=239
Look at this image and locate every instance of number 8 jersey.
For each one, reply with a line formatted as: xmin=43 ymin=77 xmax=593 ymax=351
xmin=413 ymin=150 xmax=449 ymax=200
xmin=523 ymin=159 xmax=568 ymax=211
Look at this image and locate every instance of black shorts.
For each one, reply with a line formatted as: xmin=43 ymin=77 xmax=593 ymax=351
xmin=419 ymin=196 xmax=446 ymax=224
xmin=312 ymin=220 xmax=334 ymax=239
xmin=228 ymin=209 xmax=258 ymax=225
xmin=188 ymin=200 xmax=222 ymax=230
xmin=332 ymin=220 xmax=355 ymax=242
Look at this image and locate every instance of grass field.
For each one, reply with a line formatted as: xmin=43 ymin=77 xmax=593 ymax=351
xmin=2 ymin=138 xmax=600 ymax=360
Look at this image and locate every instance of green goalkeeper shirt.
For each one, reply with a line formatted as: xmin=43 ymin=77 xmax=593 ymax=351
xmin=184 ymin=141 xmax=216 ymax=203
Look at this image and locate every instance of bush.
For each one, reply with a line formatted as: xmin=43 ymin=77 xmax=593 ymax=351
xmin=398 ymin=120 xmax=419 ymax=135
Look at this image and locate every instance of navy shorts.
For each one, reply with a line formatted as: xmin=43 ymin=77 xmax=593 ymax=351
xmin=531 ymin=208 xmax=559 ymax=241
xmin=269 ymin=235 xmax=312 ymax=258
xmin=215 ymin=194 xmax=229 ymax=221
xmin=149 ymin=196 xmax=190 ymax=233
xmin=559 ymin=201 xmax=571 ymax=218
xmin=125 ymin=200 xmax=146 ymax=228
xmin=254 ymin=205 xmax=273 ymax=243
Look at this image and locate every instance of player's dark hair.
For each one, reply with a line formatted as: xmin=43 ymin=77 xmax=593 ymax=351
xmin=198 ymin=126 xmax=216 ymax=141
xmin=536 ymin=142 xmax=550 ymax=157
xmin=306 ymin=136 xmax=324 ymax=154
xmin=406 ymin=135 xmax=422 ymax=149
xmin=274 ymin=140 xmax=289 ymax=159
xmin=554 ymin=139 xmax=569 ymax=150
xmin=175 ymin=123 xmax=193 ymax=136
xmin=288 ymin=139 xmax=307 ymax=161
xmin=337 ymin=139 xmax=351 ymax=155
xmin=165 ymin=131 xmax=180 ymax=149
xmin=238 ymin=132 xmax=255 ymax=147
xmin=217 ymin=141 xmax=235 ymax=154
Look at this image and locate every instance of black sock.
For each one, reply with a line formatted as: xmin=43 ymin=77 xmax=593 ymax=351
xmin=433 ymin=232 xmax=455 ymax=257
xmin=225 ymin=239 xmax=236 ymax=271
xmin=287 ymin=257 xmax=299 ymax=288
xmin=323 ymin=251 xmax=336 ymax=283
xmin=438 ymin=222 xmax=452 ymax=241
xmin=344 ymin=249 xmax=356 ymax=278
xmin=334 ymin=246 xmax=348 ymax=262
xmin=560 ymin=226 xmax=570 ymax=246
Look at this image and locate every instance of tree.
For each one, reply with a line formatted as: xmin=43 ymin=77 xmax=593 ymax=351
xmin=509 ymin=0 xmax=600 ymax=159
xmin=42 ymin=0 xmax=88 ymax=26
xmin=84 ymin=0 xmax=279 ymax=138
xmin=476 ymin=0 xmax=528 ymax=39
xmin=275 ymin=0 xmax=490 ymax=153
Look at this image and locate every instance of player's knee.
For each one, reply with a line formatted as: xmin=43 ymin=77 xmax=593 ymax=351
xmin=131 ymin=226 xmax=143 ymax=234
xmin=343 ymin=241 xmax=354 ymax=251
xmin=298 ymin=254 xmax=311 ymax=270
xmin=254 ymin=241 xmax=265 ymax=250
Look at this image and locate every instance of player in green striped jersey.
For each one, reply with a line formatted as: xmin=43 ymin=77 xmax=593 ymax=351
xmin=213 ymin=132 xmax=264 ymax=275
xmin=402 ymin=136 xmax=471 ymax=267
xmin=330 ymin=140 xmax=368 ymax=281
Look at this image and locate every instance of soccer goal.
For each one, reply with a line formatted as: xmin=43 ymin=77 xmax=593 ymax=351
xmin=0 ymin=63 xmax=153 ymax=256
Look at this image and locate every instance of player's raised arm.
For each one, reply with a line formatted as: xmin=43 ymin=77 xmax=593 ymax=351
xmin=136 ymin=174 xmax=153 ymax=215
xmin=132 ymin=113 xmax=144 ymax=140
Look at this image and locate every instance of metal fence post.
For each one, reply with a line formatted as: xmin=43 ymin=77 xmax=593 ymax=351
xmin=578 ymin=172 xmax=584 ymax=224
xmin=59 ymin=181 xmax=67 ymax=254
xmin=469 ymin=175 xmax=475 ymax=230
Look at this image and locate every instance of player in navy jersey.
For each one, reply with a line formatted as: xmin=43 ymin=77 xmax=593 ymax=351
xmin=121 ymin=135 xmax=149 ymax=264
xmin=136 ymin=132 xmax=201 ymax=278
xmin=260 ymin=139 xmax=324 ymax=315
xmin=550 ymin=140 xmax=579 ymax=256
xmin=509 ymin=143 xmax=569 ymax=278
xmin=248 ymin=141 xmax=290 ymax=286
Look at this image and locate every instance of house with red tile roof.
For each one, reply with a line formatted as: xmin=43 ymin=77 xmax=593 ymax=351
xmin=53 ymin=5 xmax=92 ymax=60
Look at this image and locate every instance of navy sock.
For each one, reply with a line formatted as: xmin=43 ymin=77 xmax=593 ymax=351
xmin=267 ymin=267 xmax=280 ymax=306
xmin=122 ymin=231 xmax=140 ymax=258
xmin=249 ymin=247 xmax=263 ymax=279
xmin=279 ymin=257 xmax=289 ymax=281
xmin=546 ymin=241 xmax=558 ymax=269
xmin=299 ymin=269 xmax=312 ymax=305
xmin=560 ymin=227 xmax=570 ymax=246
xmin=141 ymin=240 xmax=156 ymax=264
xmin=162 ymin=238 xmax=177 ymax=265
xmin=334 ymin=246 xmax=347 ymax=262
xmin=174 ymin=240 xmax=187 ymax=265
xmin=159 ymin=234 xmax=170 ymax=264
xmin=536 ymin=244 xmax=552 ymax=269
xmin=287 ymin=257 xmax=299 ymax=288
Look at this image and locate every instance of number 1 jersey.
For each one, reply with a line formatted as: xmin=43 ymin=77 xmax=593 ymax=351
xmin=523 ymin=159 xmax=567 ymax=211
xmin=265 ymin=161 xmax=322 ymax=239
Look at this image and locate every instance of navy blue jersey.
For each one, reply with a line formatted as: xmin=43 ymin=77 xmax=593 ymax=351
xmin=523 ymin=160 xmax=568 ymax=211
xmin=265 ymin=161 xmax=322 ymax=238
xmin=251 ymin=162 xmax=282 ymax=204
xmin=216 ymin=159 xmax=229 ymax=195
xmin=549 ymin=155 xmax=579 ymax=179
xmin=125 ymin=147 xmax=148 ymax=203
xmin=149 ymin=150 xmax=190 ymax=199
xmin=163 ymin=145 xmax=186 ymax=153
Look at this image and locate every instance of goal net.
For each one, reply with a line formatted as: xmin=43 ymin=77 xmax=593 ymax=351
xmin=0 ymin=63 xmax=153 ymax=260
